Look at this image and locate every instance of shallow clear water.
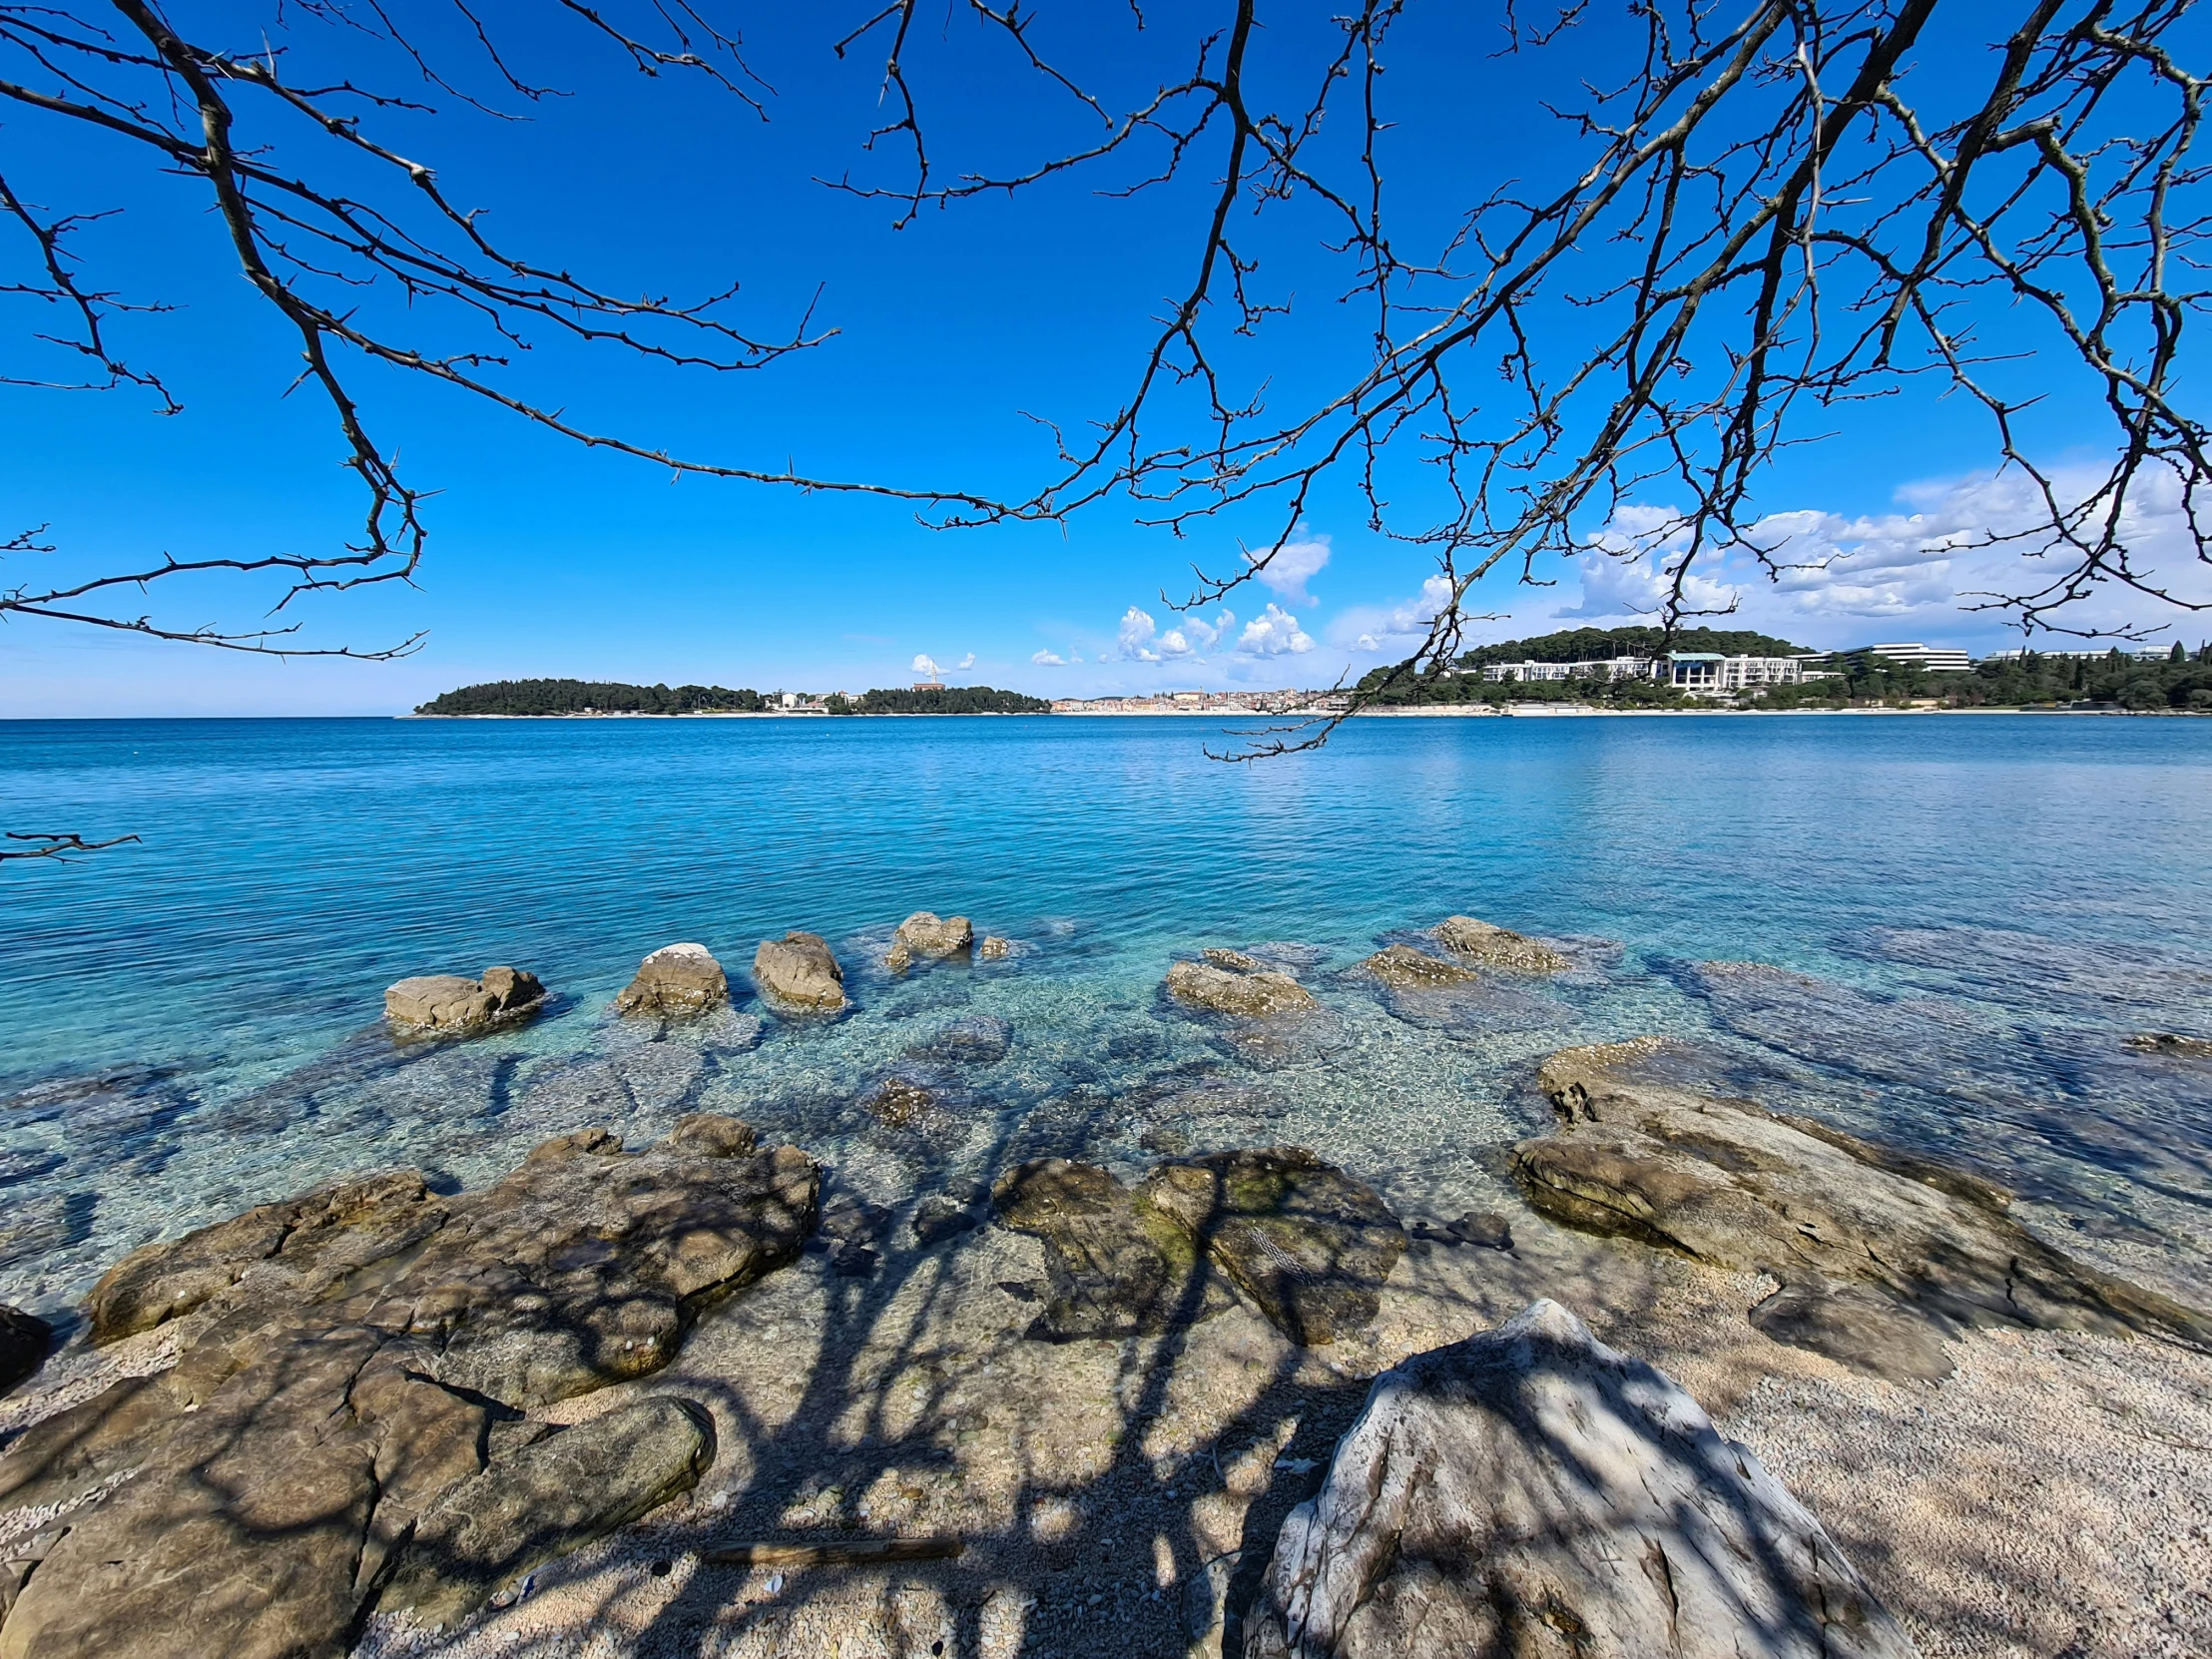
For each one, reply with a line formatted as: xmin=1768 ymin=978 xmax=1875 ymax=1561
xmin=4 ymin=712 xmax=2209 ymax=1324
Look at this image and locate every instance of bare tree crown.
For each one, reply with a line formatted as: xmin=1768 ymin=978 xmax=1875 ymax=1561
xmin=2 ymin=0 xmax=2203 ymax=729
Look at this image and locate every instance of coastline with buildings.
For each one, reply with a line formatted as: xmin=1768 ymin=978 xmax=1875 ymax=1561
xmin=404 ymin=637 xmax=2212 ymax=722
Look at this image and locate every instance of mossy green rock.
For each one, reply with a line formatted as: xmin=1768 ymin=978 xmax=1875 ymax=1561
xmin=1143 ymin=1148 xmax=1406 ymax=1346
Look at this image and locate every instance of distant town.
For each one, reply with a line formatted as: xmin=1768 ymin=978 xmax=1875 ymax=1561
xmin=411 ymin=627 xmax=2212 ymax=720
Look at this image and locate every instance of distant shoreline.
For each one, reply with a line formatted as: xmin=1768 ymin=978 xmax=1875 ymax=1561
xmin=396 ymin=704 xmax=2163 ymax=721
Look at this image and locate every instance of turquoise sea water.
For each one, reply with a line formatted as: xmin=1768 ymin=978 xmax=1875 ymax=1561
xmin=4 ymin=713 xmax=2210 ymax=1325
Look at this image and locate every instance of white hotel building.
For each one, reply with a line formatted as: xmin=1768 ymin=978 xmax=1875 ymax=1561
xmin=1480 ymin=653 xmax=1826 ymax=693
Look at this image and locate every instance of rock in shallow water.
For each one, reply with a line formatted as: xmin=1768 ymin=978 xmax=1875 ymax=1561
xmin=1513 ymin=1039 xmax=2212 ymax=1380
xmin=613 ymin=941 xmax=729 ymax=1016
xmin=753 ymin=930 xmax=845 ymax=1010
xmin=1166 ymin=960 xmax=1319 ymax=1018
xmin=1432 ymin=915 xmax=1567 ymax=973
xmin=884 ymin=910 xmax=973 ymax=970
xmin=384 ymin=966 xmax=544 ymax=1034
xmin=1360 ymin=943 xmax=1479 ymax=987
xmin=0 ymin=1117 xmax=815 ymax=1659
xmin=1244 ymin=1299 xmax=1919 ymax=1659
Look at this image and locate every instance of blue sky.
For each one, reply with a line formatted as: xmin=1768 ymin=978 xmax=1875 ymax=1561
xmin=3 ymin=3 xmax=2206 ymax=716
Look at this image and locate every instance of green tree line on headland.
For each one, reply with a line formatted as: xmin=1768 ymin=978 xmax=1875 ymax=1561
xmin=1355 ymin=626 xmax=1816 ymax=708
xmin=1748 ymin=642 xmax=2212 ymax=712
xmin=1355 ymin=627 xmax=2212 ymax=711
xmin=846 ymin=687 xmax=1051 ymax=714
xmin=415 ymin=680 xmax=769 ymax=716
xmin=414 ymin=680 xmax=1053 ymax=716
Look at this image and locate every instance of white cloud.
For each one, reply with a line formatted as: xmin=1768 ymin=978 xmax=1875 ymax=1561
xmin=1031 ymin=649 xmax=1068 ymax=666
xmin=956 ymin=653 xmax=976 ymax=671
xmin=1236 ymin=603 xmax=1316 ymax=656
xmin=912 ymin=653 xmax=940 ymax=679
xmin=1560 ymin=463 xmax=2212 ymax=643
xmin=1246 ymin=526 xmax=1332 ymax=606
xmin=1331 ymin=573 xmax=1454 ymax=650
xmin=1115 ymin=606 xmax=1162 ymax=661
xmin=1115 ymin=604 xmax=1240 ymax=662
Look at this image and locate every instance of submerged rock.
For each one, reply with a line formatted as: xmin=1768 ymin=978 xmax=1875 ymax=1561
xmin=0 ymin=1305 xmax=48 ymax=1394
xmin=1203 ymin=947 xmax=1268 ymax=972
xmin=1512 ymin=1039 xmax=2212 ymax=1380
xmin=903 ymin=1014 xmax=1012 ymax=1066
xmin=0 ymin=1117 xmax=815 ymax=1659
xmin=1244 ymin=1299 xmax=1918 ymax=1659
xmin=380 ymin=1396 xmax=716 ymax=1627
xmin=384 ymin=965 xmax=545 ymax=1034
xmin=862 ymin=1076 xmax=950 ymax=1133
xmin=613 ymin=941 xmax=729 ymax=1017
xmin=912 ymin=1193 xmax=984 ymax=1246
xmin=978 ymin=934 xmax=1014 ymax=960
xmin=1432 ymin=915 xmax=1567 ymax=973
xmin=1361 ymin=943 xmax=1479 ymax=988
xmin=885 ymin=911 xmax=973 ymax=970
xmin=1166 ymin=960 xmax=1319 ymax=1018
xmin=753 ymin=930 xmax=846 ymax=1010
xmin=1447 ymin=1209 xmax=1513 ymax=1250
xmin=1143 ymin=1148 xmax=1405 ymax=1347
xmin=2126 ymin=1030 xmax=2212 ymax=1059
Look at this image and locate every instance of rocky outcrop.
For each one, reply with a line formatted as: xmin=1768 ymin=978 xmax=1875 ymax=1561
xmin=978 ymin=934 xmax=1013 ymax=960
xmin=383 ymin=965 xmax=544 ymax=1034
xmin=1203 ymin=947 xmax=1268 ymax=972
xmin=379 ymin=1396 xmax=716 ymax=1628
xmin=1361 ymin=943 xmax=1479 ymax=988
xmin=1166 ymin=960 xmax=1319 ymax=1018
xmin=992 ymin=1159 xmax=1209 ymax=1341
xmin=1244 ymin=1299 xmax=1918 ymax=1659
xmin=1432 ymin=915 xmax=1566 ymax=973
xmin=0 ymin=1117 xmax=816 ymax=1659
xmin=993 ymin=1149 xmax=1403 ymax=1346
xmin=1512 ymin=1040 xmax=2212 ymax=1380
xmin=753 ymin=930 xmax=845 ymax=1011
xmin=1142 ymin=1149 xmax=1405 ymax=1347
xmin=884 ymin=911 xmax=973 ymax=970
xmin=0 ymin=1306 xmax=47 ymax=1394
xmin=613 ymin=942 xmax=729 ymax=1016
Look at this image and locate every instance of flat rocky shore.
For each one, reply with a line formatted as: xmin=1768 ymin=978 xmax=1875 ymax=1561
xmin=4 ymin=922 xmax=2207 ymax=1659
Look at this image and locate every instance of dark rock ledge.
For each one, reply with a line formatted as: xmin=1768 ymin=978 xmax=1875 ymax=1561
xmin=991 ymin=1147 xmax=1406 ymax=1347
xmin=1511 ymin=1038 xmax=2212 ymax=1381
xmin=0 ymin=1115 xmax=816 ymax=1659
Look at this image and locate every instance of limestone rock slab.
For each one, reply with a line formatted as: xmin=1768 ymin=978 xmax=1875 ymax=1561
xmin=379 ymin=1396 xmax=715 ymax=1627
xmin=1513 ymin=1039 xmax=2212 ymax=1380
xmin=1166 ymin=961 xmax=1318 ymax=1018
xmin=753 ymin=930 xmax=846 ymax=1010
xmin=1431 ymin=915 xmax=1567 ymax=973
xmin=613 ymin=942 xmax=729 ymax=1017
xmin=1245 ymin=1299 xmax=1918 ymax=1659
xmin=384 ymin=966 xmax=545 ymax=1035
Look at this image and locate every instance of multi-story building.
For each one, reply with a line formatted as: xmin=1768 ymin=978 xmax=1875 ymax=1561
xmin=1843 ymin=642 xmax=1973 ymax=673
xmin=1657 ymin=653 xmax=1813 ymax=693
xmin=1480 ymin=657 xmax=1656 ymax=683
xmin=1980 ymin=646 xmax=2175 ymax=663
